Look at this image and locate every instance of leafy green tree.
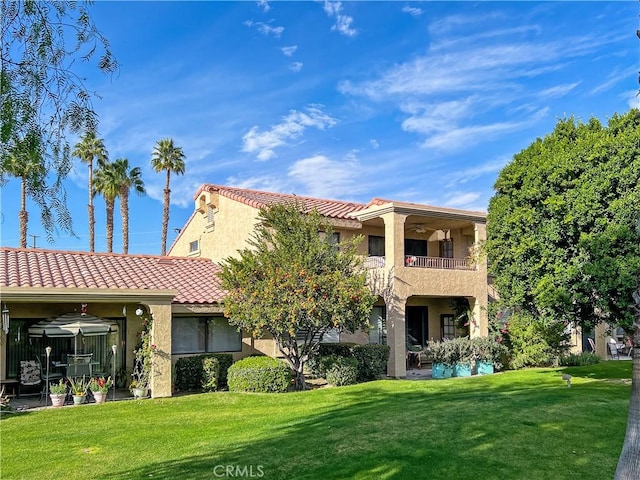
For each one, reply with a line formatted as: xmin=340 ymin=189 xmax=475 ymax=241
xmin=218 ymin=203 xmax=376 ymax=390
xmin=93 ymin=161 xmax=119 ymax=253
xmin=1 ymin=1 xmax=117 ymax=242
xmin=485 ymin=109 xmax=640 ymax=479
xmin=1 ymin=130 xmax=46 ymax=247
xmin=72 ymin=131 xmax=108 ymax=252
xmin=150 ymin=138 xmax=185 ymax=255
xmin=113 ymin=158 xmax=145 ymax=254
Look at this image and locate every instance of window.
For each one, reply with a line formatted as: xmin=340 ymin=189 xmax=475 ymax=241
xmin=172 ymin=317 xmax=241 ymax=354
xmin=441 ymin=314 xmax=456 ymax=340
xmin=405 ymin=238 xmax=427 ymax=256
xmin=369 ymin=306 xmax=387 ymax=345
xmin=440 ymin=239 xmax=453 ymax=258
xmin=207 ymin=205 xmax=216 ymax=224
xmin=189 ymin=240 xmax=199 ymax=253
xmin=319 ymin=231 xmax=340 ymax=245
xmin=368 ymin=235 xmax=385 ymax=257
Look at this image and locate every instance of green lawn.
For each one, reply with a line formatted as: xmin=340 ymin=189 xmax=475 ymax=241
xmin=0 ymin=362 xmax=632 ymax=480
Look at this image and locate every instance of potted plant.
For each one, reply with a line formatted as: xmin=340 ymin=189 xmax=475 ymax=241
xmin=49 ymin=379 xmax=67 ymax=407
xmin=472 ymin=337 xmax=506 ymax=375
xmin=450 ymin=337 xmax=473 ymax=377
xmin=427 ymin=340 xmax=453 ymax=379
xmin=88 ymin=376 xmax=112 ymax=404
xmin=67 ymin=376 xmax=88 ymax=405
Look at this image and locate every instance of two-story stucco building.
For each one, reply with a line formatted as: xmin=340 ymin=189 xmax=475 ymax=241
xmin=169 ymin=184 xmax=489 ymax=378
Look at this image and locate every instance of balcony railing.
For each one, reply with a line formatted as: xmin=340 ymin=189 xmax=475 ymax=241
xmin=364 ymin=255 xmax=474 ymax=270
xmin=404 ymin=255 xmax=473 ymax=270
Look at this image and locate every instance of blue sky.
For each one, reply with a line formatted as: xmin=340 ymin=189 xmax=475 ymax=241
xmin=1 ymin=1 xmax=638 ymax=254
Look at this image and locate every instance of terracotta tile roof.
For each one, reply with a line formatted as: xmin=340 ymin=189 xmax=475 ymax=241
xmin=199 ymin=184 xmax=368 ymax=220
xmin=366 ymin=197 xmax=486 ymax=217
xmin=0 ymin=248 xmax=225 ymax=304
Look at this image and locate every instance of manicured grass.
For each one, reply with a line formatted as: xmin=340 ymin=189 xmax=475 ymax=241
xmin=1 ymin=362 xmax=632 ymax=480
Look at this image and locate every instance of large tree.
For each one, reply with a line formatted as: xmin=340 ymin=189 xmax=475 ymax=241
xmin=113 ymin=158 xmax=145 ymax=254
xmin=93 ymin=161 xmax=119 ymax=253
xmin=1 ymin=130 xmax=46 ymax=247
xmin=486 ymin=109 xmax=640 ymax=479
xmin=218 ymin=203 xmax=376 ymax=390
xmin=1 ymin=1 xmax=117 ymax=241
xmin=150 ymin=138 xmax=185 ymax=255
xmin=72 ymin=131 xmax=108 ymax=252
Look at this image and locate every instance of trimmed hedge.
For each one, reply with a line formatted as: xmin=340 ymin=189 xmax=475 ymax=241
xmin=174 ymin=354 xmax=234 ymax=392
xmin=310 ymin=343 xmax=390 ymax=382
xmin=325 ymin=356 xmax=358 ymax=386
xmin=227 ymin=356 xmax=291 ymax=393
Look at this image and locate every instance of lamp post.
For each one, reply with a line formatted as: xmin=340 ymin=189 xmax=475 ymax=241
xmin=45 ymin=346 xmax=52 ymax=406
xmin=111 ymin=344 xmax=117 ymax=401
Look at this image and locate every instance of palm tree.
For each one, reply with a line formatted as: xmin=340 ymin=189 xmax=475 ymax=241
xmin=151 ymin=138 xmax=185 ymax=255
xmin=1 ymin=133 xmax=46 ymax=248
xmin=72 ymin=131 xmax=108 ymax=252
xmin=112 ymin=158 xmax=145 ymax=254
xmin=93 ymin=161 xmax=120 ymax=253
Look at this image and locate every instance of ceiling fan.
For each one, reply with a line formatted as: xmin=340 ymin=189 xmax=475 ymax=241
xmin=409 ymin=224 xmax=428 ymax=234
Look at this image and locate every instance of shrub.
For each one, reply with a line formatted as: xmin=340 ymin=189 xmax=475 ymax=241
xmin=227 ymin=356 xmax=291 ymax=393
xmin=448 ymin=337 xmax=474 ymax=364
xmin=427 ymin=340 xmax=454 ymax=366
xmin=505 ymin=313 xmax=571 ymax=368
xmin=325 ymin=357 xmax=358 ymax=386
xmin=174 ymin=354 xmax=234 ymax=392
xmin=317 ymin=342 xmax=356 ymax=358
xmin=471 ymin=337 xmax=508 ymax=371
xmin=559 ymin=352 xmax=601 ymax=366
xmin=351 ymin=344 xmax=390 ymax=381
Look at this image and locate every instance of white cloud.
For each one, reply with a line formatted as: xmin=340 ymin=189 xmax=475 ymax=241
xmin=323 ymin=1 xmax=357 ymax=37
xmin=590 ymin=66 xmax=637 ymax=95
xmin=281 ymin=45 xmax=298 ymax=57
xmin=443 ymin=191 xmax=483 ymax=210
xmin=244 ymin=20 xmax=284 ymax=38
xmin=226 ymin=174 xmax=288 ymax=194
xmin=257 ymin=0 xmax=270 ymax=13
xmin=369 ymin=138 xmax=379 ymax=149
xmin=538 ymin=82 xmax=580 ymax=99
xmin=402 ymin=6 xmax=423 ymax=17
xmin=625 ymin=90 xmax=640 ymax=109
xmin=288 ymin=154 xmax=364 ymax=198
xmin=289 ymin=62 xmax=304 ymax=72
xmin=242 ymin=105 xmax=337 ymax=160
xmin=445 ymin=157 xmax=510 ymax=187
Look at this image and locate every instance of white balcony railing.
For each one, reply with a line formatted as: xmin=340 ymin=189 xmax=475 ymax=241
xmin=404 ymin=255 xmax=473 ymax=270
xmin=364 ymin=255 xmax=474 ymax=270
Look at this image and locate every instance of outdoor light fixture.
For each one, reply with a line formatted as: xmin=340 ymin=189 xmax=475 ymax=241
xmin=45 ymin=346 xmax=52 ymax=406
xmin=135 ymin=307 xmax=144 ymax=317
xmin=112 ymin=344 xmax=117 ymax=401
xmin=2 ymin=304 xmax=9 ymax=334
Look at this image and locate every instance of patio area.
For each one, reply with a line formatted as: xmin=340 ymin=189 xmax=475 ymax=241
xmin=6 ymin=387 xmax=138 ymax=412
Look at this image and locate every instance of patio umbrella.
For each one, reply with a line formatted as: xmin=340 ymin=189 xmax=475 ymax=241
xmin=28 ymin=313 xmax=118 ymax=355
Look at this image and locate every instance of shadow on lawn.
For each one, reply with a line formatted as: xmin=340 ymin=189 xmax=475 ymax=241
xmin=115 ymin=373 xmax=627 ymax=480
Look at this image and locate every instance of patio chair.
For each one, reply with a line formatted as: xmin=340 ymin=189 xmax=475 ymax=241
xmin=607 ymin=342 xmax=619 ymax=360
xmin=587 ymin=337 xmax=596 ymax=353
xmin=67 ymin=353 xmax=93 ymax=378
xmin=36 ymin=355 xmax=63 ymax=401
xmin=18 ymin=360 xmax=42 ymax=397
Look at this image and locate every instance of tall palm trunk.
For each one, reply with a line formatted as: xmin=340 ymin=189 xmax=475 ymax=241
xmin=615 ymin=279 xmax=640 ymax=479
xmin=19 ymin=178 xmax=28 ymax=248
xmin=161 ymin=168 xmax=171 ymax=256
xmin=88 ymin=161 xmax=95 ymax=252
xmin=105 ymin=198 xmax=114 ymax=253
xmin=120 ymin=186 xmax=129 ymax=254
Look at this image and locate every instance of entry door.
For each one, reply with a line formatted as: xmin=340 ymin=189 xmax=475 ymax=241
xmin=406 ymin=306 xmax=428 ymax=347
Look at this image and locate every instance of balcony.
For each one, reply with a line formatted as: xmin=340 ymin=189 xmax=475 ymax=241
xmin=364 ymin=255 xmax=474 ymax=270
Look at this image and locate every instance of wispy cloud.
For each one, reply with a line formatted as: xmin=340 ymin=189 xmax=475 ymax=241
xmin=244 ymin=20 xmax=284 ymax=38
xmin=369 ymin=138 xmax=379 ymax=149
xmin=242 ymin=105 xmax=337 ymax=161
xmin=445 ymin=157 xmax=511 ymax=188
xmin=538 ymin=82 xmax=580 ymax=99
xmin=257 ymin=0 xmax=270 ymax=13
xmin=443 ymin=191 xmax=483 ymax=210
xmin=402 ymin=6 xmax=423 ymax=17
xmin=323 ymin=1 xmax=357 ymax=37
xmin=289 ymin=62 xmax=304 ymax=72
xmin=281 ymin=45 xmax=298 ymax=57
xmin=590 ymin=66 xmax=637 ymax=95
xmin=288 ymin=154 xmax=365 ymax=198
